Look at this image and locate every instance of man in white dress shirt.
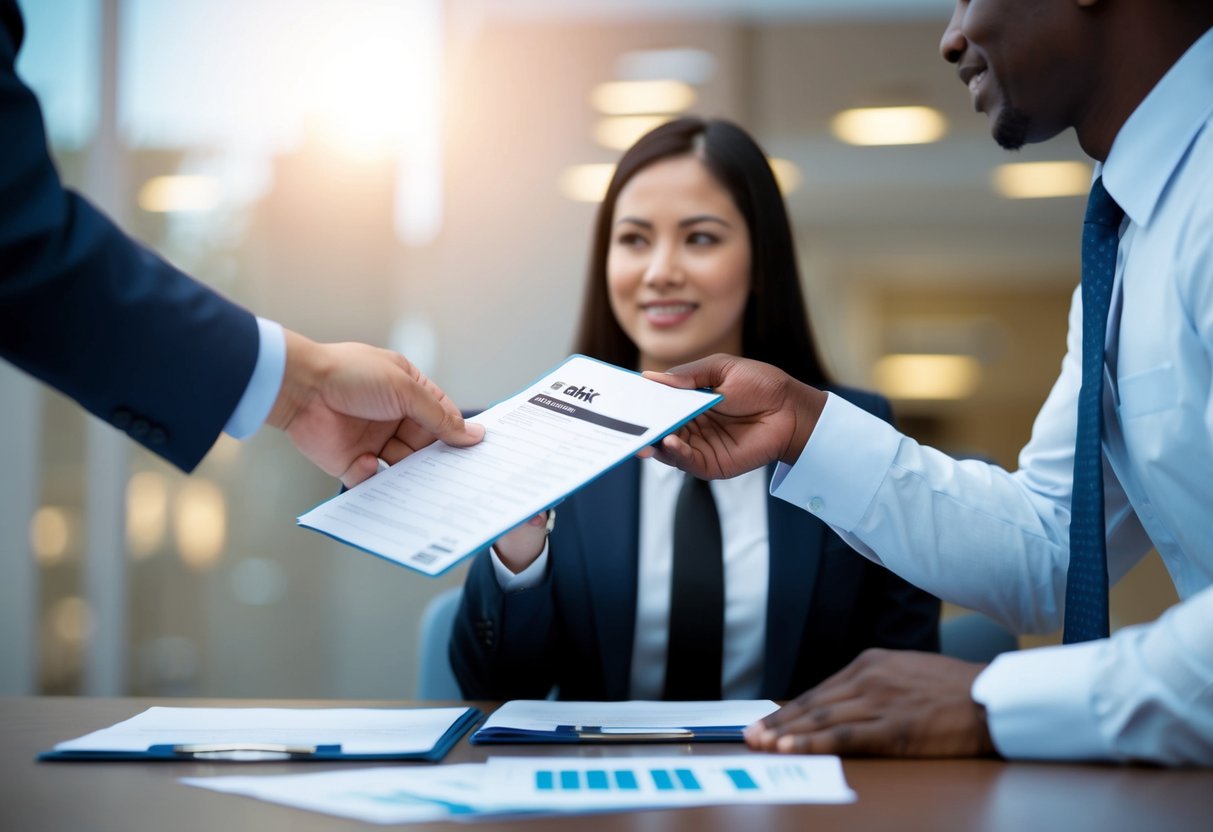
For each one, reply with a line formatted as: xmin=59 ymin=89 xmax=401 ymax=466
xmin=646 ymin=0 xmax=1213 ymax=765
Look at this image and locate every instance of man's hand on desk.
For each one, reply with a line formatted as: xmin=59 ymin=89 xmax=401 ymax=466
xmin=641 ymin=354 xmax=827 ymax=479
xmin=743 ymin=649 xmax=997 ymax=758
xmin=268 ymin=330 xmax=485 ymax=488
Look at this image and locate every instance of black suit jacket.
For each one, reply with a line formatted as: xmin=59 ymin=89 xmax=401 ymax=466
xmin=0 ymin=1 xmax=258 ymax=471
xmin=451 ymin=386 xmax=940 ymax=701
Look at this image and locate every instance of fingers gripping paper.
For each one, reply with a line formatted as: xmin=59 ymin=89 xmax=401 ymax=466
xmin=297 ymin=355 xmax=721 ymax=576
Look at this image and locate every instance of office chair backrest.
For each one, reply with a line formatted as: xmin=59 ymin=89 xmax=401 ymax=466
xmin=416 ymin=587 xmax=463 ymax=700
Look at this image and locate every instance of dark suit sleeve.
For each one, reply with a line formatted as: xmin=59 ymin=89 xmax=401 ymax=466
xmin=449 ymin=547 xmax=561 ymax=699
xmin=0 ymin=3 xmax=258 ymax=472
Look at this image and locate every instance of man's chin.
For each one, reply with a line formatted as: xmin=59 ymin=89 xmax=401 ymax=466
xmin=991 ymin=107 xmax=1030 ymax=151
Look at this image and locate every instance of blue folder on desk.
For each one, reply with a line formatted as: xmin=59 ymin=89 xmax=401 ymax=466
xmin=40 ymin=705 xmax=481 ymax=763
xmin=470 ymin=700 xmax=778 ymax=745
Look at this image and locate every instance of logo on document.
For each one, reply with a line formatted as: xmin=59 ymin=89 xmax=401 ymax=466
xmin=549 ymin=382 xmax=565 ymax=392
xmin=562 ymin=384 xmax=600 ymax=404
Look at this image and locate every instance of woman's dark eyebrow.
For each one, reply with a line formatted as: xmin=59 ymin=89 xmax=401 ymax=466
xmin=679 ymin=214 xmax=731 ymax=228
xmin=613 ymin=214 xmax=731 ymax=229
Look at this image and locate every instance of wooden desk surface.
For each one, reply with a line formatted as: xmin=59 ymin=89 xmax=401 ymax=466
xmin=2 ymin=697 xmax=1207 ymax=832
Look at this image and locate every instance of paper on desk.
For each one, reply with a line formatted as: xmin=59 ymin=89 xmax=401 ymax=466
xmin=482 ymin=754 xmax=857 ymax=809
xmin=297 ymin=354 xmax=721 ymax=576
xmin=53 ymin=706 xmax=470 ymax=754
xmin=480 ymin=699 xmax=780 ymax=733
xmin=181 ymin=754 xmax=855 ymax=824
xmin=182 ymin=765 xmax=496 ymax=825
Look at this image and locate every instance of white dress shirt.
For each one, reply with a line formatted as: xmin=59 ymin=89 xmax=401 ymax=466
xmin=223 ymin=317 xmax=285 ymax=439
xmin=492 ymin=457 xmax=771 ymax=699
xmin=771 ymin=28 xmax=1213 ymax=765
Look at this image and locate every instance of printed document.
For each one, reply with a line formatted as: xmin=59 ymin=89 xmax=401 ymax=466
xmin=482 ymin=754 xmax=857 ymax=809
xmin=298 ymin=355 xmax=721 ymax=576
xmin=52 ymin=706 xmax=470 ymax=755
xmin=476 ymin=699 xmax=779 ymax=738
xmin=182 ymin=754 xmax=855 ymax=824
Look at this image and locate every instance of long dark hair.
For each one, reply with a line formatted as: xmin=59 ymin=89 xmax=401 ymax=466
xmin=573 ymin=116 xmax=832 ymax=387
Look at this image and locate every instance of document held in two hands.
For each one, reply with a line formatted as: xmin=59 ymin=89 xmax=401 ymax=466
xmin=298 ymin=355 xmax=721 ymax=576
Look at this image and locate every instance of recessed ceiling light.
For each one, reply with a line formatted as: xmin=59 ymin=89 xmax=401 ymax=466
xmin=138 ymin=175 xmax=220 ymax=213
xmin=873 ymin=353 xmax=981 ymax=400
xmin=768 ymin=158 xmax=802 ymax=195
xmin=594 ymin=115 xmax=673 ymax=150
xmin=831 ymin=106 xmax=947 ymax=146
xmin=560 ymin=163 xmax=616 ymax=202
xmin=991 ymin=161 xmax=1092 ymax=199
xmin=590 ymin=80 xmax=696 ymax=116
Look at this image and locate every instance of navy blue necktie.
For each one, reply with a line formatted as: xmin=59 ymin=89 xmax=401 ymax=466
xmin=664 ymin=475 xmax=724 ymax=700
xmin=1063 ymin=177 xmax=1124 ymax=644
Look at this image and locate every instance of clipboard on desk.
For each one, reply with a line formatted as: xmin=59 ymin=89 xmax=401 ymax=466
xmin=470 ymin=699 xmax=778 ymax=745
xmin=39 ymin=705 xmax=481 ymax=763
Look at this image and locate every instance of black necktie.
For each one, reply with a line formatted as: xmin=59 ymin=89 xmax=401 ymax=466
xmin=1063 ymin=177 xmax=1123 ymax=644
xmin=664 ymin=475 xmax=725 ymax=700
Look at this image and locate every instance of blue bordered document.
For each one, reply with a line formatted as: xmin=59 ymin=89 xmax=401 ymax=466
xmin=297 ymin=355 xmax=721 ymax=577
xmin=471 ymin=699 xmax=779 ymax=744
xmin=40 ymin=705 xmax=480 ymax=763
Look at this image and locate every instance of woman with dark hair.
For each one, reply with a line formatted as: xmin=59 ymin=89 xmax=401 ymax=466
xmin=451 ymin=117 xmax=939 ymax=701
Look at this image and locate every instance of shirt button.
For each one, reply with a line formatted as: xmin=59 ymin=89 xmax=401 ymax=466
xmin=808 ymin=497 xmax=825 ymax=513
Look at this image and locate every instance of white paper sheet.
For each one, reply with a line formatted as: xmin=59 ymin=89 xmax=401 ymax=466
xmin=479 ymin=699 xmax=780 ymax=733
xmin=53 ymin=706 xmax=471 ymax=754
xmin=482 ymin=754 xmax=857 ymax=809
xmin=182 ymin=754 xmax=855 ymax=823
xmin=183 ymin=765 xmax=494 ymax=825
xmin=297 ymin=355 xmax=721 ymax=576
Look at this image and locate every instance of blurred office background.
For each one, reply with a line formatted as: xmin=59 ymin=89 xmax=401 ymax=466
xmin=0 ymin=0 xmax=1178 ymax=698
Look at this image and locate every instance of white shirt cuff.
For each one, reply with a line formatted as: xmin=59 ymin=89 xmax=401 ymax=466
xmin=769 ymin=392 xmax=900 ymax=532
xmin=223 ymin=317 xmax=286 ymax=439
xmin=490 ymin=542 xmax=550 ymax=592
xmin=972 ymin=642 xmax=1109 ymax=761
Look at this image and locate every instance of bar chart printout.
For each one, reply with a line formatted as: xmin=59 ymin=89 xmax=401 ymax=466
xmin=483 ymin=755 xmax=856 ymax=808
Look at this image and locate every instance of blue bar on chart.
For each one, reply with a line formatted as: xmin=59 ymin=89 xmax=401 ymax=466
xmin=674 ymin=769 xmax=702 ymax=791
xmin=613 ymin=770 xmax=639 ymax=790
xmin=535 ymin=770 xmax=554 ymax=791
xmin=586 ymin=770 xmax=610 ymax=790
xmin=650 ymin=769 xmax=675 ymax=791
xmin=559 ymin=770 xmax=580 ymax=790
xmin=725 ymin=768 xmax=760 ymax=790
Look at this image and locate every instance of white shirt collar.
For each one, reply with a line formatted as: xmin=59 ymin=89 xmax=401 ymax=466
xmin=1103 ymin=27 xmax=1213 ymax=228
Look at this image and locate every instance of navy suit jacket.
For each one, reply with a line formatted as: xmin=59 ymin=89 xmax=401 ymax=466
xmin=0 ymin=1 xmax=258 ymax=471
xmin=451 ymin=387 xmax=940 ymax=701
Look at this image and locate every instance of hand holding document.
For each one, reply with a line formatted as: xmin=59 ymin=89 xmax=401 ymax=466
xmin=41 ymin=706 xmax=479 ymax=762
xmin=298 ymin=355 xmax=721 ymax=576
xmin=472 ymin=699 xmax=780 ymax=743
